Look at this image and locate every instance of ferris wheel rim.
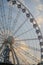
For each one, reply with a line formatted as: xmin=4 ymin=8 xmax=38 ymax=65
xmin=0 ymin=0 xmax=43 ymax=65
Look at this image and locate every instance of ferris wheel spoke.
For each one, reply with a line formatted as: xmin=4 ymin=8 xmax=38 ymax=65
xmin=0 ymin=29 xmax=4 ymax=34
xmin=15 ymin=38 xmax=38 ymax=41
xmin=10 ymin=45 xmax=20 ymax=65
xmin=0 ymin=36 xmax=5 ymax=40
xmin=0 ymin=33 xmax=4 ymax=36
xmin=1 ymin=0 xmax=6 ymax=31
xmin=10 ymin=46 xmax=15 ymax=64
xmin=0 ymin=33 xmax=5 ymax=38
xmin=13 ymin=43 xmax=40 ymax=52
xmin=7 ymin=4 xmax=12 ymax=32
xmin=14 ymin=50 xmax=27 ymax=64
xmin=0 ymin=39 xmax=4 ymax=43
xmin=15 ymin=28 xmax=34 ymax=38
xmin=0 ymin=30 xmax=5 ymax=35
xmin=0 ymin=34 xmax=5 ymax=41
xmin=14 ymin=47 xmax=30 ymax=64
xmin=19 ymin=47 xmax=39 ymax=62
xmin=0 ymin=0 xmax=8 ymax=39
xmin=0 ymin=7 xmax=5 ymax=32
xmin=13 ymin=40 xmax=39 ymax=56
xmin=13 ymin=45 xmax=40 ymax=62
xmin=11 ymin=10 xmax=21 ymax=33
xmin=13 ymin=46 xmax=39 ymax=63
xmin=16 ymin=46 xmax=39 ymax=62
xmin=13 ymin=18 xmax=28 ymax=35
xmin=0 ymin=18 xmax=5 ymax=32
xmin=2 ymin=0 xmax=7 ymax=30
xmin=0 ymin=42 xmax=5 ymax=51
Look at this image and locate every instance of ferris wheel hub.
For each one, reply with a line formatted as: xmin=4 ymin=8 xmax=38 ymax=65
xmin=4 ymin=36 xmax=14 ymax=44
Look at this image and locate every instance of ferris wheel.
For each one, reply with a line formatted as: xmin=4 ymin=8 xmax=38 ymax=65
xmin=0 ymin=0 xmax=43 ymax=65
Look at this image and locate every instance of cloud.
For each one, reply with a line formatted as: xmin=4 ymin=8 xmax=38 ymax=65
xmin=36 ymin=4 xmax=43 ymax=11
xmin=36 ymin=16 xmax=43 ymax=24
xmin=31 ymin=0 xmax=41 ymax=3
